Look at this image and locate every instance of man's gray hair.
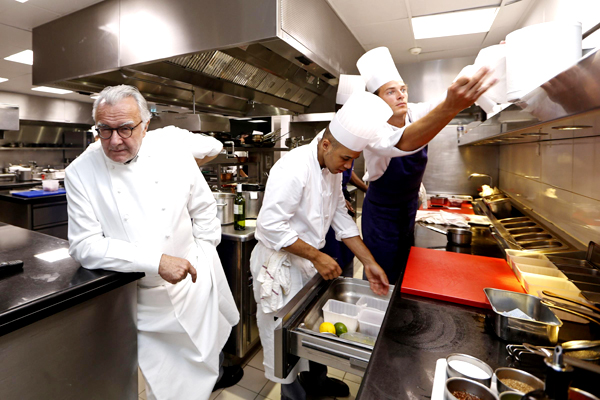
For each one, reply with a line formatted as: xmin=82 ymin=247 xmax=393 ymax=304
xmin=92 ymin=85 xmax=152 ymax=123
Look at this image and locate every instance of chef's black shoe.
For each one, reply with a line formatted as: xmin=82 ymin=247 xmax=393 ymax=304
xmin=298 ymin=372 xmax=350 ymax=397
xmin=212 ymin=365 xmax=244 ymax=392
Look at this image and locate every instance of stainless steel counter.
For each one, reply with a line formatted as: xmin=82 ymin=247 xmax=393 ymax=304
xmin=221 ymin=225 xmax=256 ymax=242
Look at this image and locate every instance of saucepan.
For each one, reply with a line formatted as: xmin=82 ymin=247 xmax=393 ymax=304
xmin=425 ymin=225 xmax=473 ymax=246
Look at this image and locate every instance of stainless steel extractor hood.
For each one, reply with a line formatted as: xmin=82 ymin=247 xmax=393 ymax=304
xmin=32 ymin=0 xmax=364 ymax=117
xmin=0 ymin=104 xmax=19 ymax=139
xmin=149 ymin=113 xmax=230 ymax=132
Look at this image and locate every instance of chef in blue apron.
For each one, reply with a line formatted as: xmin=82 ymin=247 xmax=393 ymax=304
xmin=356 ymin=47 xmax=496 ymax=285
xmin=321 ymin=75 xmax=367 ymax=277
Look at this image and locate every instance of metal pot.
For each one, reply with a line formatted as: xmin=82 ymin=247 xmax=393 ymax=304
xmin=213 ymin=192 xmax=235 ymax=225
xmin=241 ymin=184 xmax=265 ymax=218
xmin=16 ymin=169 xmax=32 ymax=182
xmin=426 ymin=225 xmax=473 ymax=246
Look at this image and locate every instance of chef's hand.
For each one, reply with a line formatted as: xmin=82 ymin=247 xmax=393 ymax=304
xmin=364 ymin=263 xmax=390 ymax=296
xmin=345 ymin=199 xmax=355 ymax=213
xmin=313 ymin=252 xmax=342 ymax=280
xmin=159 ymin=254 xmax=197 ymax=284
xmin=446 ymin=66 xmax=497 ymax=113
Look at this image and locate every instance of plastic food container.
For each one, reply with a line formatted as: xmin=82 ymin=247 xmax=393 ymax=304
xmin=513 ymin=264 xmax=567 ymax=287
xmin=357 ymin=308 xmax=385 ymax=337
xmin=505 ymin=250 xmax=548 ymax=267
xmin=522 ymin=274 xmax=580 ymax=297
xmin=42 ymin=179 xmax=59 ymax=192
xmin=322 ymin=299 xmax=360 ymax=333
xmin=508 ymin=255 xmax=554 ymax=272
xmin=356 ymin=295 xmax=389 ymax=313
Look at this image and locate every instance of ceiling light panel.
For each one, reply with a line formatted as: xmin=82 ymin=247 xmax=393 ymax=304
xmin=4 ymin=49 xmax=33 ymax=65
xmin=32 ymin=86 xmax=73 ymax=94
xmin=412 ymin=8 xmax=499 ymax=40
xmin=0 ymin=78 xmax=8 ymax=83
xmin=15 ymin=0 xmax=29 ymax=3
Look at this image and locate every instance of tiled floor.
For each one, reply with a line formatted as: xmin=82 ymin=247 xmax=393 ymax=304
xmin=138 ymin=214 xmax=366 ymax=400
xmin=138 ymin=350 xmax=364 ymax=400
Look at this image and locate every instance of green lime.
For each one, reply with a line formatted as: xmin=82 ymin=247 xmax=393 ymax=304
xmin=334 ymin=322 xmax=348 ymax=336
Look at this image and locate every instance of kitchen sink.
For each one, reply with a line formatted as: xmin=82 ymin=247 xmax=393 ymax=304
xmin=514 ymin=233 xmax=554 ymax=242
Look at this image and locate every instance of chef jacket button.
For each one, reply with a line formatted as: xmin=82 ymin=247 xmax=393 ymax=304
xmin=111 ymin=166 xmax=115 ymax=170
xmin=155 ymin=180 xmax=159 ymax=184
xmin=165 ymin=233 xmax=171 ymax=238
xmin=162 ymin=207 xmax=166 ymax=211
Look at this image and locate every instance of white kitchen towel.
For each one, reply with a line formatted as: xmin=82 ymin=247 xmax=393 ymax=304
xmin=256 ymin=249 xmax=292 ymax=313
xmin=415 ymin=210 xmax=470 ymax=228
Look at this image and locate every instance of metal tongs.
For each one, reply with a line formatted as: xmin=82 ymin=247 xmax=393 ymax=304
xmin=507 ymin=340 xmax=600 ymax=363
xmin=522 ymin=344 xmax=600 ymax=375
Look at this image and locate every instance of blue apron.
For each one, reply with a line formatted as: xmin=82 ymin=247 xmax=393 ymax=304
xmin=362 ymin=145 xmax=428 ymax=286
xmin=322 ymin=162 xmax=355 ymax=275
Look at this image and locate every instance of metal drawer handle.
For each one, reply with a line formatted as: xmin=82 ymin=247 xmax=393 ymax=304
xmin=301 ymin=340 xmax=369 ymax=370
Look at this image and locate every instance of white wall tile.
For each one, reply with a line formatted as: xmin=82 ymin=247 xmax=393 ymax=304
xmin=564 ymin=193 xmax=600 ymax=246
xmin=572 ymin=137 xmax=596 ymax=199
xmin=541 ymin=140 xmax=573 ymax=191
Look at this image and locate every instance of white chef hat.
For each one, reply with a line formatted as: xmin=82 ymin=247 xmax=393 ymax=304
xmin=356 ymin=47 xmax=403 ymax=93
xmin=328 ymin=92 xmax=392 ymax=152
xmin=336 ymin=74 xmax=366 ymax=105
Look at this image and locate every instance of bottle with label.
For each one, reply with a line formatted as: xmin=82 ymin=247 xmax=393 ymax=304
xmin=234 ymin=184 xmax=246 ymax=231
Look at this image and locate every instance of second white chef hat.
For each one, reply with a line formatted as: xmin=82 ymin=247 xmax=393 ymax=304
xmin=329 ymin=92 xmax=392 ymax=152
xmin=356 ymin=47 xmax=403 ymax=93
xmin=336 ymin=74 xmax=366 ymax=105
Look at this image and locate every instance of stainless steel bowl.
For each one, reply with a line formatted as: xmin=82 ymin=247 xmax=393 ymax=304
xmin=447 ymin=228 xmax=473 ymax=246
xmin=445 ymin=377 xmax=499 ymax=400
xmin=446 ymin=354 xmax=493 ymax=387
xmin=494 ymin=367 xmax=544 ymax=394
xmin=499 ymin=391 xmax=524 ymax=400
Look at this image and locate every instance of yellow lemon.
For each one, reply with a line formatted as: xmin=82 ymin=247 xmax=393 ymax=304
xmin=319 ymin=322 xmax=336 ymax=334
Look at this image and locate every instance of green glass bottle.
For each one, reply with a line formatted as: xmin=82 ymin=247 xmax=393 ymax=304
xmin=234 ymin=184 xmax=246 ymax=230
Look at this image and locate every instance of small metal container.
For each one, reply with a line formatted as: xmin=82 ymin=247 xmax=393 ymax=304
xmin=445 ymin=377 xmax=499 ymax=400
xmin=484 ymin=288 xmax=562 ymax=345
xmin=446 ymin=353 xmax=493 ymax=387
xmin=494 ymin=367 xmax=544 ymax=394
xmin=499 ymin=391 xmax=524 ymax=400
xmin=447 ymin=228 xmax=473 ymax=246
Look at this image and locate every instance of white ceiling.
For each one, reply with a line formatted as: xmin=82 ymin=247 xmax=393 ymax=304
xmin=327 ymin=0 xmax=536 ymax=64
xmin=0 ymin=0 xmax=537 ymax=103
xmin=0 ymin=0 xmax=103 ymax=103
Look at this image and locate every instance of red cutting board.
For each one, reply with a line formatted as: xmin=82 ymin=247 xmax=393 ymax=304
xmin=400 ymin=247 xmax=524 ymax=309
xmin=419 ymin=201 xmax=475 ymax=215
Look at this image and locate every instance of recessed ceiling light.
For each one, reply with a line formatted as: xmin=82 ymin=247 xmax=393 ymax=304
xmin=32 ymin=86 xmax=73 ymax=94
xmin=0 ymin=77 xmax=8 ymax=83
xmin=90 ymin=94 xmax=100 ymax=99
xmin=412 ymin=8 xmax=499 ymax=40
xmin=552 ymin=125 xmax=592 ymax=130
xmin=4 ymin=49 xmax=33 ymax=65
xmin=15 ymin=0 xmax=28 ymax=3
xmin=248 ymin=120 xmax=268 ymax=123
xmin=232 ymin=117 xmax=251 ymax=120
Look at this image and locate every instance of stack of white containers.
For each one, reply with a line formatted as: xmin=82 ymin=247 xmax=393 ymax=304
xmin=322 ymin=296 xmax=389 ymax=338
xmin=505 ymin=250 xmax=590 ymax=323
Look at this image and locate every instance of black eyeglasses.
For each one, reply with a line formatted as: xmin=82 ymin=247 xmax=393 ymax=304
xmin=97 ymin=120 xmax=143 ymax=139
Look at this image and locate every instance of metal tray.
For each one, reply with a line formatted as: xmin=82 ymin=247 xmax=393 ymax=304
xmin=484 ymin=288 xmax=562 ymax=345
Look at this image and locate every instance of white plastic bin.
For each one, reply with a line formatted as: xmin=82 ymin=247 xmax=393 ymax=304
xmin=514 ymin=264 xmax=567 ymax=286
xmin=322 ymin=299 xmax=360 ymax=332
xmin=509 ymin=256 xmax=554 ymax=272
xmin=358 ymin=308 xmax=385 ymax=338
xmin=505 ymin=250 xmax=548 ymax=270
xmin=523 ymin=274 xmax=580 ymax=298
xmin=356 ymin=296 xmax=389 ymax=313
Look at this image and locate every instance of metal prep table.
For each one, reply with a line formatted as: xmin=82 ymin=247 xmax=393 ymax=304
xmin=217 ymin=225 xmax=260 ymax=359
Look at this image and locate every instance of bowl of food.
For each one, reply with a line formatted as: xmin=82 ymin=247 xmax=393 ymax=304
xmin=494 ymin=367 xmax=544 ymax=395
xmin=498 ymin=392 xmax=523 ymax=400
xmin=446 ymin=354 xmax=494 ymax=387
xmin=445 ymin=377 xmax=498 ymax=400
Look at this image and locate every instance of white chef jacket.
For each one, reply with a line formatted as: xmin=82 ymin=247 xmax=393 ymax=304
xmin=251 ymin=132 xmax=361 ymax=384
xmin=363 ymin=101 xmax=438 ymax=182
xmin=65 ymin=133 xmax=238 ymax=400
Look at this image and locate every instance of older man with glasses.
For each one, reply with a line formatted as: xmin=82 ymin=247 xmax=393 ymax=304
xmin=65 ymin=85 xmax=240 ymax=400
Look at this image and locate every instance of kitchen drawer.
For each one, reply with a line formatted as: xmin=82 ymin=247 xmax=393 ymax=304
xmin=274 ymin=276 xmax=393 ymax=379
xmin=35 ymin=223 xmax=68 ymax=240
xmin=33 ymin=203 xmax=68 ymax=228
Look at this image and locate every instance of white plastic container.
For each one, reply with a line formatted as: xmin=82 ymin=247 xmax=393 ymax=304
xmin=358 ymin=308 xmax=385 ymax=338
xmin=523 ymin=274 xmax=580 ymax=298
xmin=513 ymin=264 xmax=566 ymax=287
xmin=506 ymin=251 xmax=550 ymax=271
xmin=356 ymin=296 xmax=389 ymax=313
xmin=42 ymin=179 xmax=59 ymax=192
xmin=322 ymin=299 xmax=360 ymax=333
